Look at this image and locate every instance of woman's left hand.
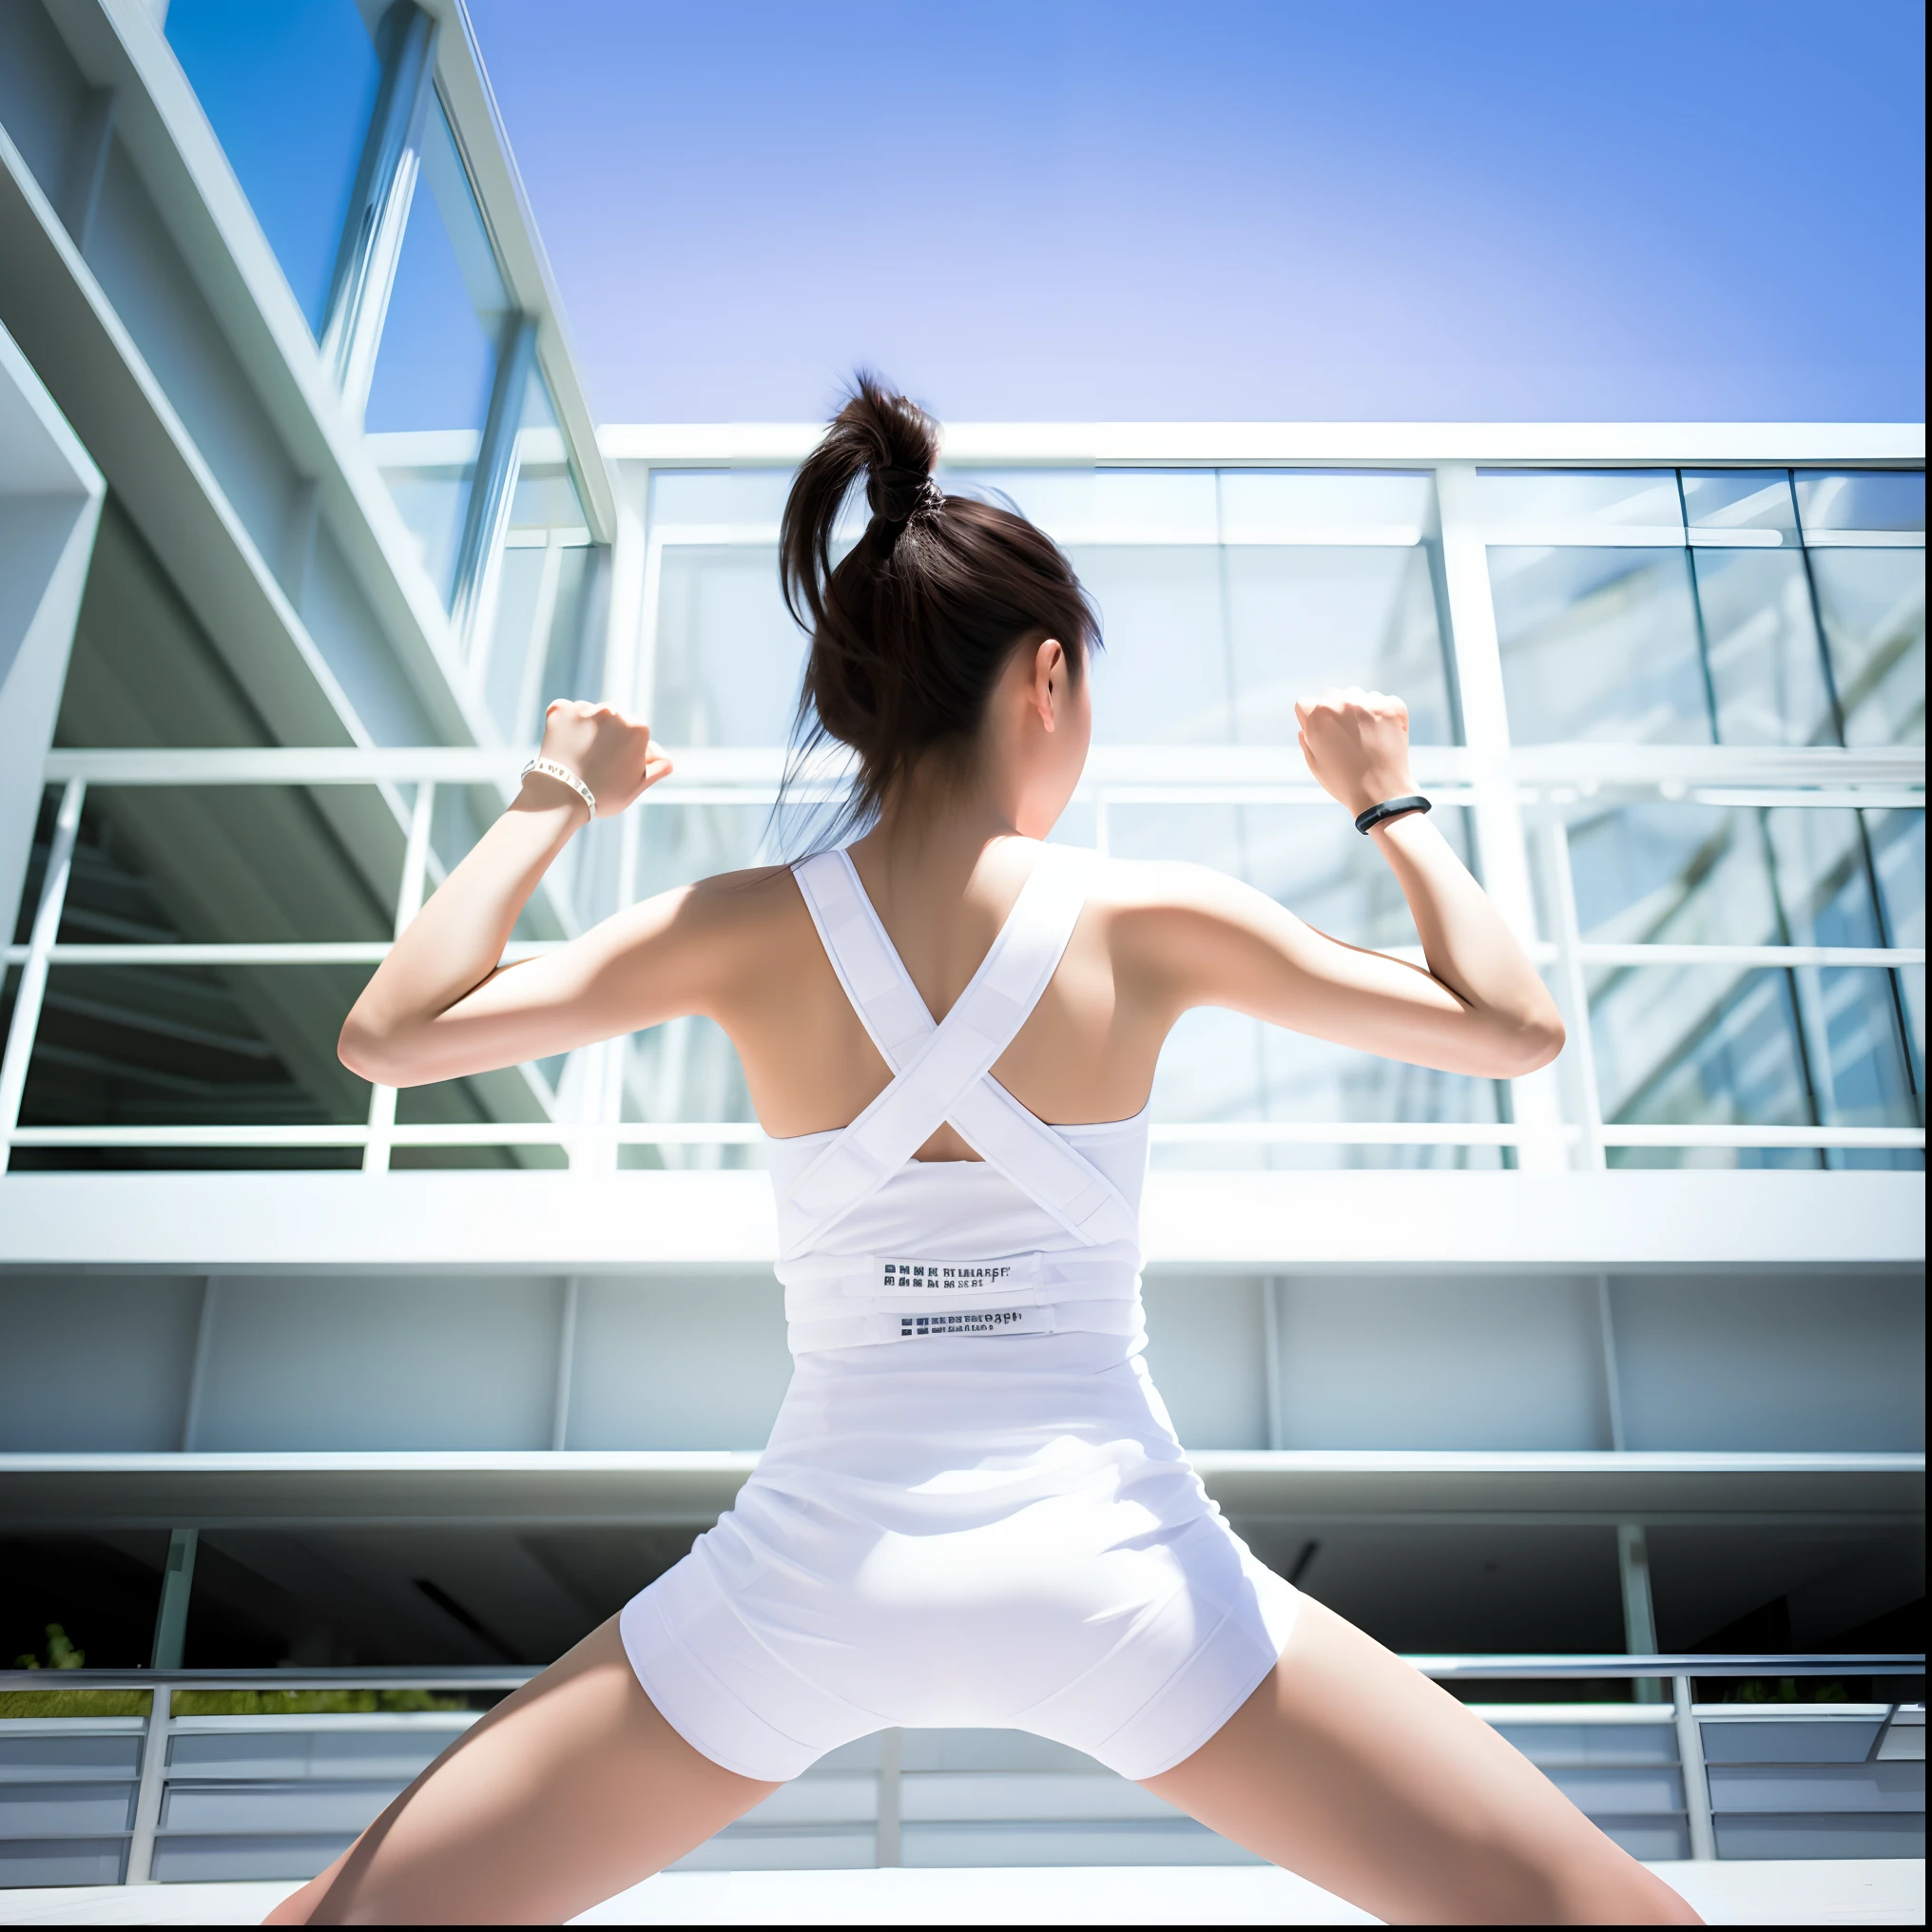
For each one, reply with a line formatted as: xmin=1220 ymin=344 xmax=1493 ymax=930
xmin=1295 ymin=687 xmax=1416 ymax=819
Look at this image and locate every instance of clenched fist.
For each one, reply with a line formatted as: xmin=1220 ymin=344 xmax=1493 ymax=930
xmin=532 ymin=700 xmax=672 ymax=818
xmin=1295 ymin=687 xmax=1416 ymax=820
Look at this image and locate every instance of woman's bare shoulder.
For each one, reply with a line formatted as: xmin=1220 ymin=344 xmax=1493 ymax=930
xmin=621 ymin=863 xmax=822 ymax=1017
xmin=682 ymin=861 xmax=800 ymax=902
xmin=1080 ymin=854 xmax=1296 ymax=1005
xmin=673 ymin=863 xmax=811 ymax=939
xmin=1083 ymin=853 xmax=1257 ymax=918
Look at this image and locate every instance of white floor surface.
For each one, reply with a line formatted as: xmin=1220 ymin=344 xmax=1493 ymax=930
xmin=0 ymin=1861 xmax=1921 ymax=1925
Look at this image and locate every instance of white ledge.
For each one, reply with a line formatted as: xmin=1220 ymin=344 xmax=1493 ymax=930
xmin=0 ymin=1170 xmax=1919 ymax=1271
xmin=599 ymin=420 xmax=1928 ymax=467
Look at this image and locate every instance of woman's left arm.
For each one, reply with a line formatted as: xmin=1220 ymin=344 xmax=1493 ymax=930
xmin=1116 ymin=687 xmax=1564 ymax=1080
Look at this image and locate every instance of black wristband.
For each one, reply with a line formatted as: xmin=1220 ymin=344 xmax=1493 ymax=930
xmin=1354 ymin=794 xmax=1432 ymax=835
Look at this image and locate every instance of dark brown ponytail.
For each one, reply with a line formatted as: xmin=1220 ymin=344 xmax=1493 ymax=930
xmin=779 ymin=372 xmax=1099 ymax=840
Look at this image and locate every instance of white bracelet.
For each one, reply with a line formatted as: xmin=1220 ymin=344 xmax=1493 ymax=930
xmin=521 ymin=757 xmax=596 ymax=819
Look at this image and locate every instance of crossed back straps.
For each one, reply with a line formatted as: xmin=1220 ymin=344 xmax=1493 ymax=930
xmin=786 ymin=846 xmax=1140 ymax=1254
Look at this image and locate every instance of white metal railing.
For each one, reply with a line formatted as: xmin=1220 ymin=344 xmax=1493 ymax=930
xmin=2 ymin=747 xmax=1922 ymax=1171
xmin=1 ymin=1656 xmax=1921 ymax=1884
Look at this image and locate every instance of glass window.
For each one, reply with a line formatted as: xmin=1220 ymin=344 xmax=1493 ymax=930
xmin=1558 ymin=803 xmax=1779 ymax=947
xmin=960 ymin=468 xmax=1217 ymax=548
xmin=1560 ymin=802 xmax=1903 ymax=954
xmin=918 ymin=470 xmax=1454 ymax=746
xmin=482 ymin=372 xmax=598 ymax=744
xmin=648 ymin=467 xmax=796 ymax=530
xmin=1762 ymin=810 xmax=1885 ymax=949
xmin=1794 ymin=471 xmax=1925 ymax=536
xmin=1866 ymin=808 xmax=1926 ymax=949
xmin=164 ymin=0 xmax=383 ymax=335
xmin=1218 ymin=470 xmax=1435 ymax=544
xmin=643 ymin=468 xmax=1453 ymax=752
xmin=1225 ymin=547 xmax=1453 ymax=744
xmin=646 ymin=471 xmax=812 ymax=749
xmin=505 ymin=377 xmax=589 ymax=539
xmin=1788 ymin=963 xmax=1921 ymax=1155
xmin=916 ymin=537 xmax=1459 ymax=751
xmin=1492 ymin=548 xmax=1710 ymax=744
xmin=1865 ymin=808 xmax=1925 ymax=1089
xmin=1681 ymin=472 xmax=1799 ymax=546
xmin=1757 ymin=814 xmax=1922 ymax=1151
xmin=476 ymin=542 xmax=599 ymax=747
xmin=363 ymin=99 xmax=509 ymax=607
xmin=1474 ymin=470 xmax=1684 ymax=542
xmin=1561 ymin=802 xmax=1922 ymax=1169
xmin=1070 ymin=547 xmax=1227 ymax=744
xmin=1690 ymin=549 xmax=1836 ymax=745
xmin=651 ymin=546 xmax=803 ymax=749
xmin=1806 ymin=549 xmax=1925 ymax=745
xmin=1594 ymin=966 xmax=1818 ymax=1169
xmin=1899 ymin=965 xmax=1928 ymax=1099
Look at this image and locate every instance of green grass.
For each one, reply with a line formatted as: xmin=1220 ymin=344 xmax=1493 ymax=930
xmin=0 ymin=1689 xmax=152 ymax=1717
xmin=171 ymin=1688 xmax=473 ymax=1715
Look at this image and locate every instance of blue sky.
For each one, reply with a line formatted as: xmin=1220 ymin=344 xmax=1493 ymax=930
xmin=462 ymin=0 xmax=1924 ymax=427
xmin=197 ymin=0 xmax=1924 ymax=428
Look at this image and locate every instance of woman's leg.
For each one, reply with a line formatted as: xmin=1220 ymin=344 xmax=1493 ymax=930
xmin=1142 ymin=1597 xmax=1702 ymax=1926
xmin=263 ymin=1616 xmax=780 ymax=1926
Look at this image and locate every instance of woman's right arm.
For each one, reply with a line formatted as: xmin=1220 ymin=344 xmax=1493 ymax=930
xmin=338 ymin=702 xmax=699 ymax=1087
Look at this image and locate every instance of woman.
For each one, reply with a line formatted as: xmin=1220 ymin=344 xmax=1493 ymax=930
xmin=280 ymin=378 xmax=1699 ymax=1925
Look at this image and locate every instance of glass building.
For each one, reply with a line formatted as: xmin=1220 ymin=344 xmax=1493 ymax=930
xmin=0 ymin=0 xmax=1922 ymax=1896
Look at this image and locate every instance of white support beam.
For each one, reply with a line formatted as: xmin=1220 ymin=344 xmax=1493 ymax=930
xmin=1436 ymin=461 xmax=1567 ymax=1171
xmin=600 ymin=422 xmax=1925 ymax=469
xmin=0 ymin=120 xmax=382 ymax=750
xmin=319 ymin=2 xmax=436 ymax=422
xmin=424 ymin=0 xmax=615 ymax=543
xmin=0 ymin=1170 xmax=1919 ymax=1271
xmin=0 ymin=315 xmax=103 ymax=941
xmin=0 ymin=1448 xmax=1917 ymax=1531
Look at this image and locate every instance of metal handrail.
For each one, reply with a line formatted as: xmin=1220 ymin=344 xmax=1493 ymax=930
xmin=34 ymin=744 xmax=1929 ymax=787
xmin=1409 ymin=1653 xmax=1924 ymax=1679
xmin=6 ymin=1656 xmax=1919 ymax=1879
xmin=3 ymin=1654 xmax=1922 ymax=1693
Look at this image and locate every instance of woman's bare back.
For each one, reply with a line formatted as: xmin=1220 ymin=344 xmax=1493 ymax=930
xmin=693 ymin=839 xmax=1159 ymax=1158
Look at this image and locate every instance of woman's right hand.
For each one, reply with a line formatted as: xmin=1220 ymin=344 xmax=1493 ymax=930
xmin=531 ymin=700 xmax=673 ymax=818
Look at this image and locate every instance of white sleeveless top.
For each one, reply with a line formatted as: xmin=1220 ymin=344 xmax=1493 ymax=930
xmin=774 ymin=841 xmax=1145 ymax=1357
xmin=618 ymin=844 xmax=1302 ymax=1784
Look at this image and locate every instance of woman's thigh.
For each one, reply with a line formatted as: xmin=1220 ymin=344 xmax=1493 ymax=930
xmin=264 ymin=1617 xmax=780 ymax=1926
xmin=1141 ymin=1597 xmax=1701 ymax=1927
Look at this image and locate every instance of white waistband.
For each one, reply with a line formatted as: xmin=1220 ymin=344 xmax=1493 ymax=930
xmin=779 ymin=1247 xmax=1143 ymax=1355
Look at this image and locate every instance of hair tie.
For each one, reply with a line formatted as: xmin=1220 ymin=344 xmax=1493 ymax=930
xmin=874 ymin=467 xmax=943 ymax=527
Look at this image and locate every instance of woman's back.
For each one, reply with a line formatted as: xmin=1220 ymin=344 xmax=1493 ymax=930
xmin=687 ymin=835 xmax=1163 ymax=1157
